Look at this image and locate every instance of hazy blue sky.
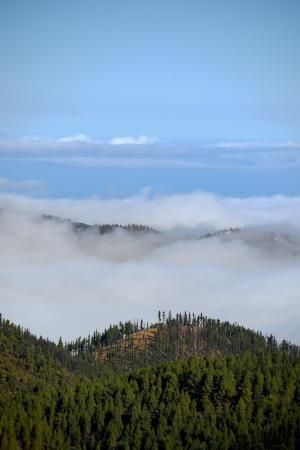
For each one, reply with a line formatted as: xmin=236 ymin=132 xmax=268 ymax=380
xmin=0 ymin=0 xmax=299 ymax=141
xmin=0 ymin=0 xmax=299 ymax=198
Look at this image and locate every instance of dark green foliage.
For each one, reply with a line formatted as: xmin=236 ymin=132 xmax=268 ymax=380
xmin=0 ymin=313 xmax=300 ymax=449
xmin=67 ymin=311 xmax=300 ymax=372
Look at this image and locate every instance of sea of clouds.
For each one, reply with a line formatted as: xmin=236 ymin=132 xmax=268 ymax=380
xmin=1 ymin=191 xmax=300 ymax=344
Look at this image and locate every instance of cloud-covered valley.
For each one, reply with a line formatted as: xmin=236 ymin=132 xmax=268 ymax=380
xmin=1 ymin=192 xmax=300 ymax=344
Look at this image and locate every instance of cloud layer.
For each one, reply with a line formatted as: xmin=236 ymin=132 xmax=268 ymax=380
xmin=109 ymin=135 xmax=158 ymax=145
xmin=1 ymin=137 xmax=300 ymax=170
xmin=1 ymin=192 xmax=300 ymax=345
xmin=0 ymin=177 xmax=44 ymax=192
xmin=2 ymin=191 xmax=300 ymax=230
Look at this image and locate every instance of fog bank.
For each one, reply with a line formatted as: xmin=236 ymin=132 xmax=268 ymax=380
xmin=1 ymin=192 xmax=300 ymax=344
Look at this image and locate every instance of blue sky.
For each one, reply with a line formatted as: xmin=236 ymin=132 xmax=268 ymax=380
xmin=1 ymin=138 xmax=300 ymax=197
xmin=0 ymin=0 xmax=299 ymax=197
xmin=1 ymin=0 xmax=299 ymax=140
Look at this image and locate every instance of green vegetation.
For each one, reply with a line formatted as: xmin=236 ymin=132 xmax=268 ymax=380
xmin=0 ymin=312 xmax=300 ymax=449
xmin=67 ymin=311 xmax=300 ymax=373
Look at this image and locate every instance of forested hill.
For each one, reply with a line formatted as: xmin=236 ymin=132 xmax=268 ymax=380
xmin=1 ymin=311 xmax=300 ymax=377
xmin=40 ymin=215 xmax=300 ymax=256
xmin=1 ymin=313 xmax=300 ymax=449
xmin=42 ymin=214 xmax=243 ymax=240
xmin=42 ymin=214 xmax=158 ymax=235
xmin=65 ymin=311 xmax=300 ymax=372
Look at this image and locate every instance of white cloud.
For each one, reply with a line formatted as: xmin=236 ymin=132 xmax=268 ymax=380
xmin=1 ymin=137 xmax=300 ymax=169
xmin=0 ymin=134 xmax=157 ymax=155
xmin=32 ymin=156 xmax=222 ymax=169
xmin=0 ymin=192 xmax=300 ymax=345
xmin=214 ymin=140 xmax=300 ymax=149
xmin=1 ymin=191 xmax=300 ymax=230
xmin=58 ymin=133 xmax=94 ymax=143
xmin=109 ymin=135 xmax=157 ymax=145
xmin=0 ymin=177 xmax=44 ymax=192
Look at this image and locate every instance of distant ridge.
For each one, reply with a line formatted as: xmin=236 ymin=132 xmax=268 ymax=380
xmin=42 ymin=214 xmax=244 ymax=239
xmin=42 ymin=214 xmax=159 ymax=234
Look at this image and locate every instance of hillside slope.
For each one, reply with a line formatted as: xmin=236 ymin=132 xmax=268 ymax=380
xmin=66 ymin=312 xmax=300 ymax=372
xmin=1 ymin=313 xmax=300 ymax=449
